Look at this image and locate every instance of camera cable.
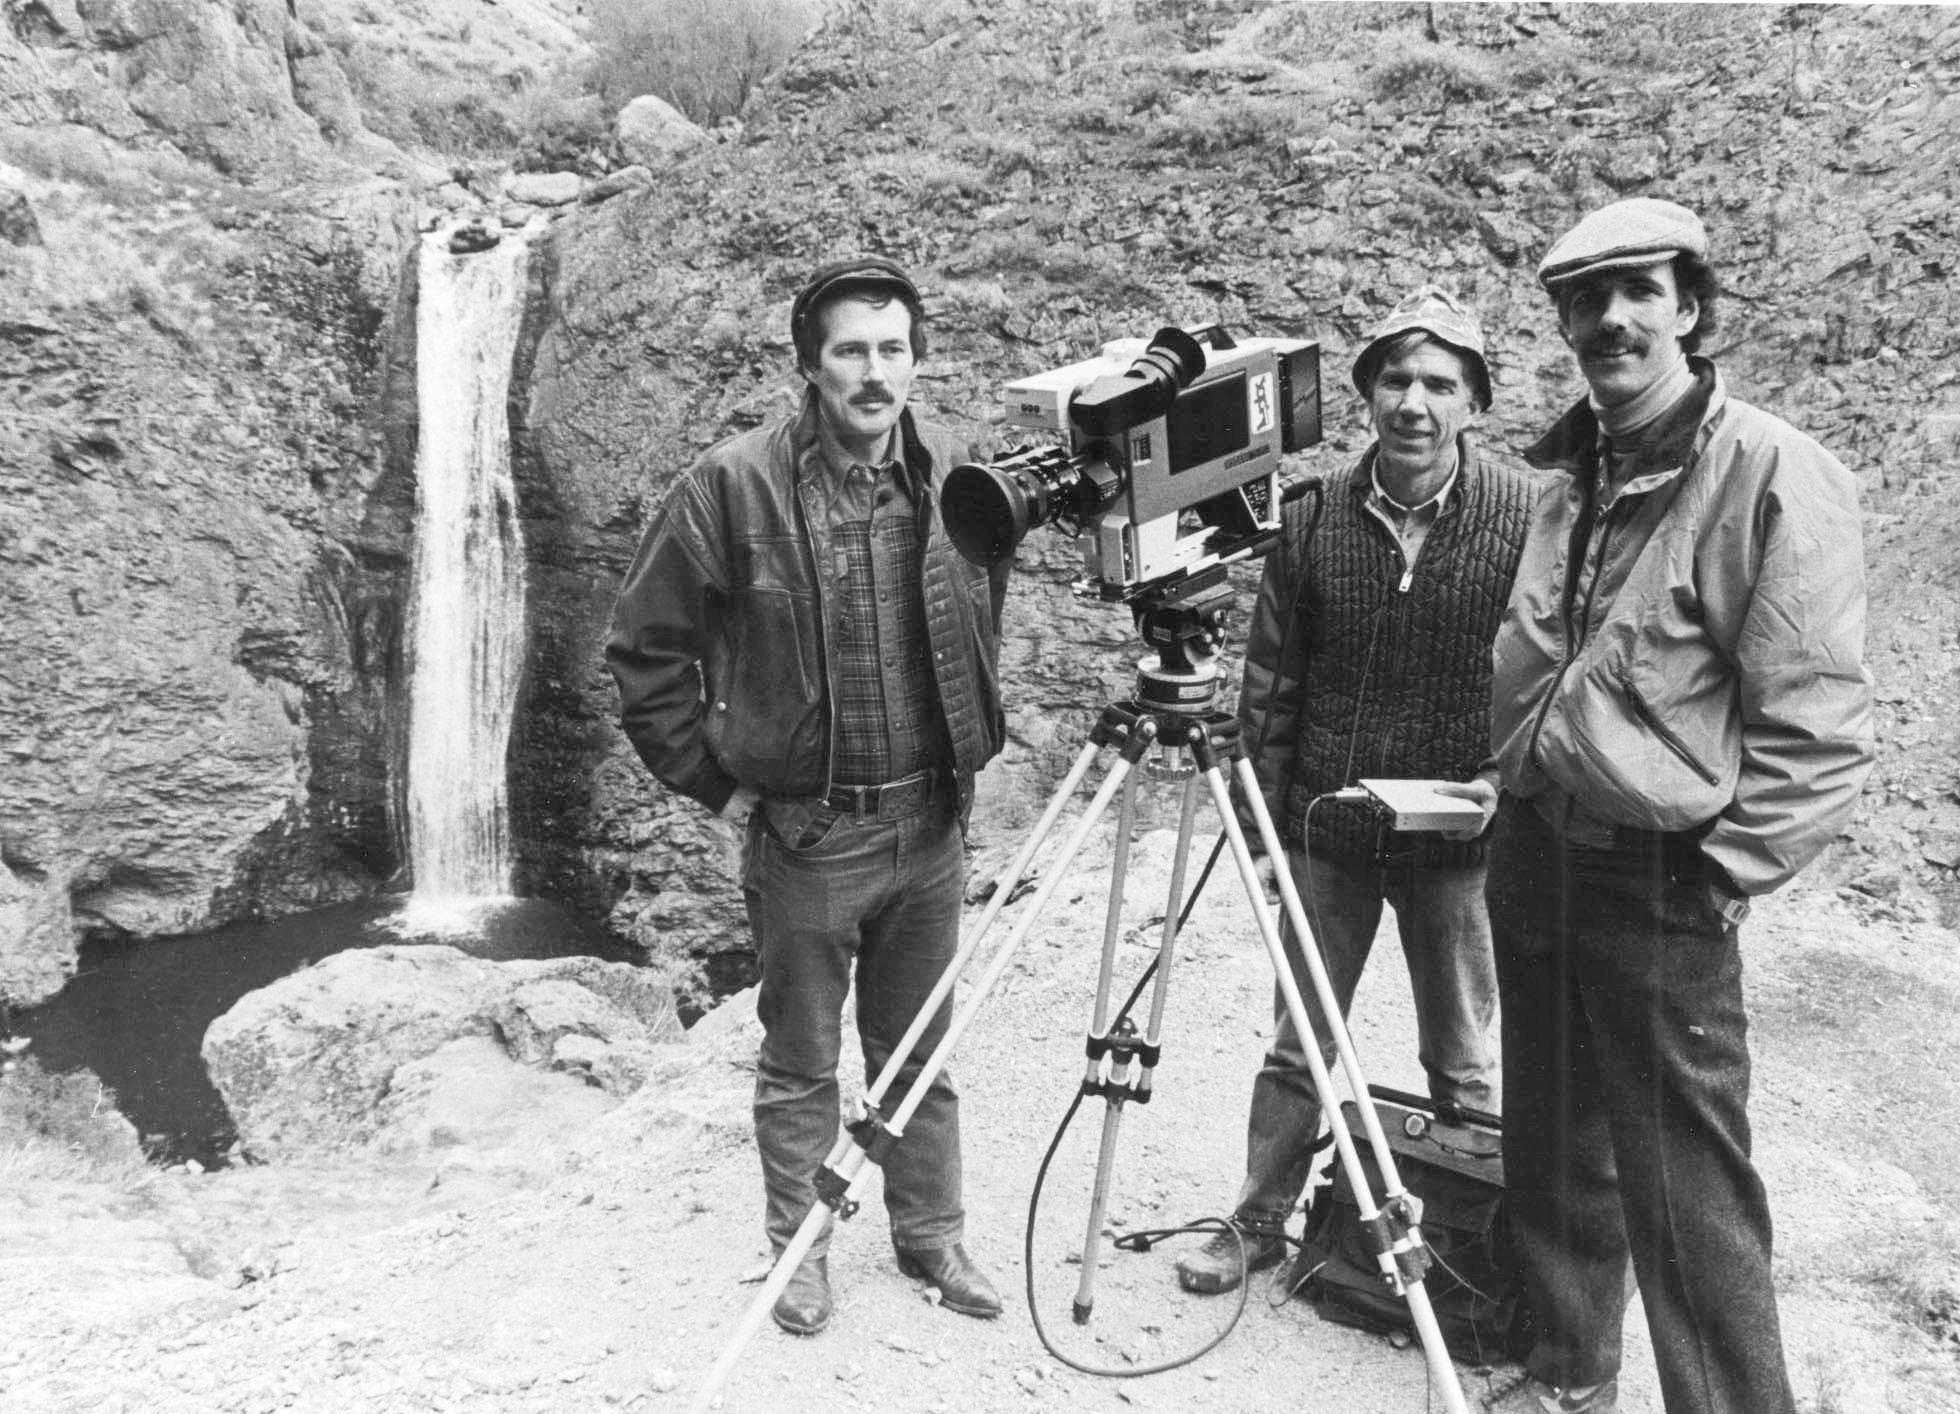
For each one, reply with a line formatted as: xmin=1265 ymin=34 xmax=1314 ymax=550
xmin=1021 ymin=828 xmax=1255 ymax=1377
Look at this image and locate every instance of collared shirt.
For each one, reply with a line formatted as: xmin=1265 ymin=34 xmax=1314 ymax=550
xmin=814 ymin=425 xmax=946 ymax=787
xmin=1363 ymin=457 xmax=1459 ymax=585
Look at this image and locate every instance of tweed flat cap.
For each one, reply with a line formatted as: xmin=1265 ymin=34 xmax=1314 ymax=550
xmin=1537 ymin=198 xmax=1709 ymax=288
xmin=1351 ymin=285 xmax=1492 ymax=409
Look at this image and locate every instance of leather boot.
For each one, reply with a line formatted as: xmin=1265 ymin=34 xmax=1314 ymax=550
xmin=894 ymin=1243 xmax=1002 ymax=1319
xmin=770 ymin=1253 xmax=831 ymax=1336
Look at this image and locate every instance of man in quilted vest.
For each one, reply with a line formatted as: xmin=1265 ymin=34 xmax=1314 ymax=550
xmin=1175 ymin=287 xmax=1540 ymax=1295
xmin=1473 ymin=199 xmax=1874 ymax=1414
xmin=606 ymin=258 xmax=1010 ymax=1337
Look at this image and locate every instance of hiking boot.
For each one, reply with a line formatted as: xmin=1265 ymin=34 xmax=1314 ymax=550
xmin=1481 ymin=1370 xmax=1619 ymax=1413
xmin=1174 ymin=1223 xmax=1288 ymax=1295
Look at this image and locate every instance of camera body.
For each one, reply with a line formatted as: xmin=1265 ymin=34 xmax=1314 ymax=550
xmin=944 ymin=326 xmax=1321 ymax=596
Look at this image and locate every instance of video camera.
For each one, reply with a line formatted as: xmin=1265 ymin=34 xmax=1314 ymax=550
xmin=942 ymin=325 xmax=1322 ymax=599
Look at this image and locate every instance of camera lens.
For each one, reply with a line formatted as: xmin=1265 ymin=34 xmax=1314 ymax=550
xmin=942 ymin=462 xmax=1034 ymax=566
xmin=942 ymin=447 xmax=1117 ymax=567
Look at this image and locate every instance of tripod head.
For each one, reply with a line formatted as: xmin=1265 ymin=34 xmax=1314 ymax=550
xmin=1126 ymin=565 xmax=1237 ymax=719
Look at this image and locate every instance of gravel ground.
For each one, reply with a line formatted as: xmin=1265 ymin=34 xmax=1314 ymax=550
xmin=6 ymin=818 xmax=1958 ymax=1414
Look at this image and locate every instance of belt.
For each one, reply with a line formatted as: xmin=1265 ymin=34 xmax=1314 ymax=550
xmin=824 ymin=768 xmax=939 ymax=822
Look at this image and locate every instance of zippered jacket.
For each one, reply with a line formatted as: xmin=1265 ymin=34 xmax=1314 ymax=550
xmin=605 ymin=391 xmax=1009 ymax=827
xmin=1237 ymin=436 xmax=1539 ymax=868
xmin=1490 ymin=360 xmax=1875 ymax=896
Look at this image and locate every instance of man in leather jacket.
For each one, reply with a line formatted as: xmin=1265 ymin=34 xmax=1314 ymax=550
xmin=605 ymin=257 xmax=1010 ymax=1337
xmin=1464 ymin=200 xmax=1876 ymax=1414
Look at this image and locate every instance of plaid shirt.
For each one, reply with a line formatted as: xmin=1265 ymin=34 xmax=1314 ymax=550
xmin=816 ymin=440 xmax=948 ymax=787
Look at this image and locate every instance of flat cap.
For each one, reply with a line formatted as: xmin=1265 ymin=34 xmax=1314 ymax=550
xmin=1351 ymin=285 xmax=1492 ymax=410
xmin=790 ymin=255 xmax=920 ymax=356
xmin=1537 ymin=198 xmax=1708 ymax=289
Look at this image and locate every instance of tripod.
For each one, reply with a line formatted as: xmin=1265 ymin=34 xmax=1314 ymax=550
xmin=690 ymin=593 xmax=1473 ymax=1414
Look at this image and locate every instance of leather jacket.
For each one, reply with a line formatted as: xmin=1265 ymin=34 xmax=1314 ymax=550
xmin=1489 ymin=360 xmax=1875 ymax=896
xmin=605 ymin=391 xmax=1009 ymax=831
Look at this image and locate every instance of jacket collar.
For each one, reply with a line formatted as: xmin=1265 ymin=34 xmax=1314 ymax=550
xmin=1346 ymin=434 xmax=1482 ymax=512
xmin=1524 ymin=356 xmax=1722 ymax=479
xmin=790 ymin=388 xmax=931 ymax=499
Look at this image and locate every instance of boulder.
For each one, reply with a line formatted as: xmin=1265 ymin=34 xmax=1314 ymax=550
xmin=505 ymin=171 xmax=583 ymax=206
xmin=614 ymin=95 xmax=709 ymax=170
xmin=201 ymin=945 xmax=685 ymax=1162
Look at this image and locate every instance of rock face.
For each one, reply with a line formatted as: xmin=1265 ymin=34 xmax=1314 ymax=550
xmin=201 ymin=944 xmax=686 ymax=1161
xmin=0 ymin=1 xmax=590 ymax=1004
xmin=0 ymin=0 xmax=399 ymax=181
xmin=0 ymin=174 xmax=424 ymax=1003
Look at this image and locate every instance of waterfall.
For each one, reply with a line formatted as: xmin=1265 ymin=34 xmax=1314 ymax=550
xmin=403 ymin=226 xmax=531 ymax=910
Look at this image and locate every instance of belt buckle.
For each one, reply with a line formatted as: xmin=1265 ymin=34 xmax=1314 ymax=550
xmin=883 ymin=776 xmax=924 ymax=821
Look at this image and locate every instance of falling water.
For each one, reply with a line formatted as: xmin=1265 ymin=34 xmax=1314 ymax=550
xmin=403 ymin=226 xmax=531 ymax=914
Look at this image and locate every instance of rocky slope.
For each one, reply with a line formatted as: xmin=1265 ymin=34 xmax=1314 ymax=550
xmin=530 ymin=0 xmax=1960 ymax=986
xmin=3 ymin=0 xmax=1957 ymax=1011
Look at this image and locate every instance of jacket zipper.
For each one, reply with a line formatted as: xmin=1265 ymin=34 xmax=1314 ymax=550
xmin=1619 ymin=673 xmax=1722 ymax=785
xmin=1524 ymin=481 xmax=1598 ymax=767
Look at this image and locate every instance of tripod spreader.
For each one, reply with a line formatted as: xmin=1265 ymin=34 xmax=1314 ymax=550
xmin=811 ymin=1109 xmax=906 ymax=1221
xmin=1366 ymin=1192 xmax=1435 ymax=1291
xmin=1081 ymin=1016 xmax=1161 ymax=1104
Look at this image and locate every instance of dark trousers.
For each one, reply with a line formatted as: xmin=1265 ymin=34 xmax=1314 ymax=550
xmin=1485 ymin=797 xmax=1795 ymax=1414
xmin=743 ymin=794 xmax=965 ymax=1260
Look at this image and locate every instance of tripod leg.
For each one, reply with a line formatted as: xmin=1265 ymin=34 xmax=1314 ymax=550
xmin=1197 ymin=760 xmax=1471 ymax=1414
xmin=690 ymin=738 xmax=1144 ymax=1413
xmin=1070 ymin=767 xmax=1206 ymax=1323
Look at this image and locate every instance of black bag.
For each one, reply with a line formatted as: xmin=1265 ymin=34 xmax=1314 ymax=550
xmin=1294 ymin=1086 xmax=1529 ymax=1365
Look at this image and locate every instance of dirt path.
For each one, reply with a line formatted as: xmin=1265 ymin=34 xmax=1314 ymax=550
xmin=6 ymin=828 xmax=1958 ymax=1414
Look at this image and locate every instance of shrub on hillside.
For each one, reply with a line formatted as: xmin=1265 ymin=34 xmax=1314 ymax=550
xmin=586 ymin=0 xmax=819 ymax=126
xmin=1369 ymin=41 xmax=1502 ymax=107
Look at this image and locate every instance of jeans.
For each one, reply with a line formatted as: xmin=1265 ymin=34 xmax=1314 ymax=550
xmin=1234 ymin=848 xmax=1499 ymax=1232
xmin=1486 ymin=796 xmax=1795 ymax=1414
xmin=744 ymin=793 xmax=966 ymax=1260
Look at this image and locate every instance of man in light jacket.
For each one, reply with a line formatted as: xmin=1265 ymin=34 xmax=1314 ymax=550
xmin=1460 ymin=199 xmax=1875 ymax=1414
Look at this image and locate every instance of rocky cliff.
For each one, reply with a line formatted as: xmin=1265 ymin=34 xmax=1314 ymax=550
xmin=5 ymin=1 xmax=1958 ymax=1012
xmin=0 ymin=0 xmax=591 ymax=1002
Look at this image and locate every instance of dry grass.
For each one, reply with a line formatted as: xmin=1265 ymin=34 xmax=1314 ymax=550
xmin=1369 ymin=40 xmax=1503 ymax=106
xmin=0 ymin=1055 xmax=154 ymax=1191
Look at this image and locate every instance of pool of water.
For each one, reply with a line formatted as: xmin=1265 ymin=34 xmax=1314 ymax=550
xmin=3 ymin=896 xmax=643 ymax=1167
